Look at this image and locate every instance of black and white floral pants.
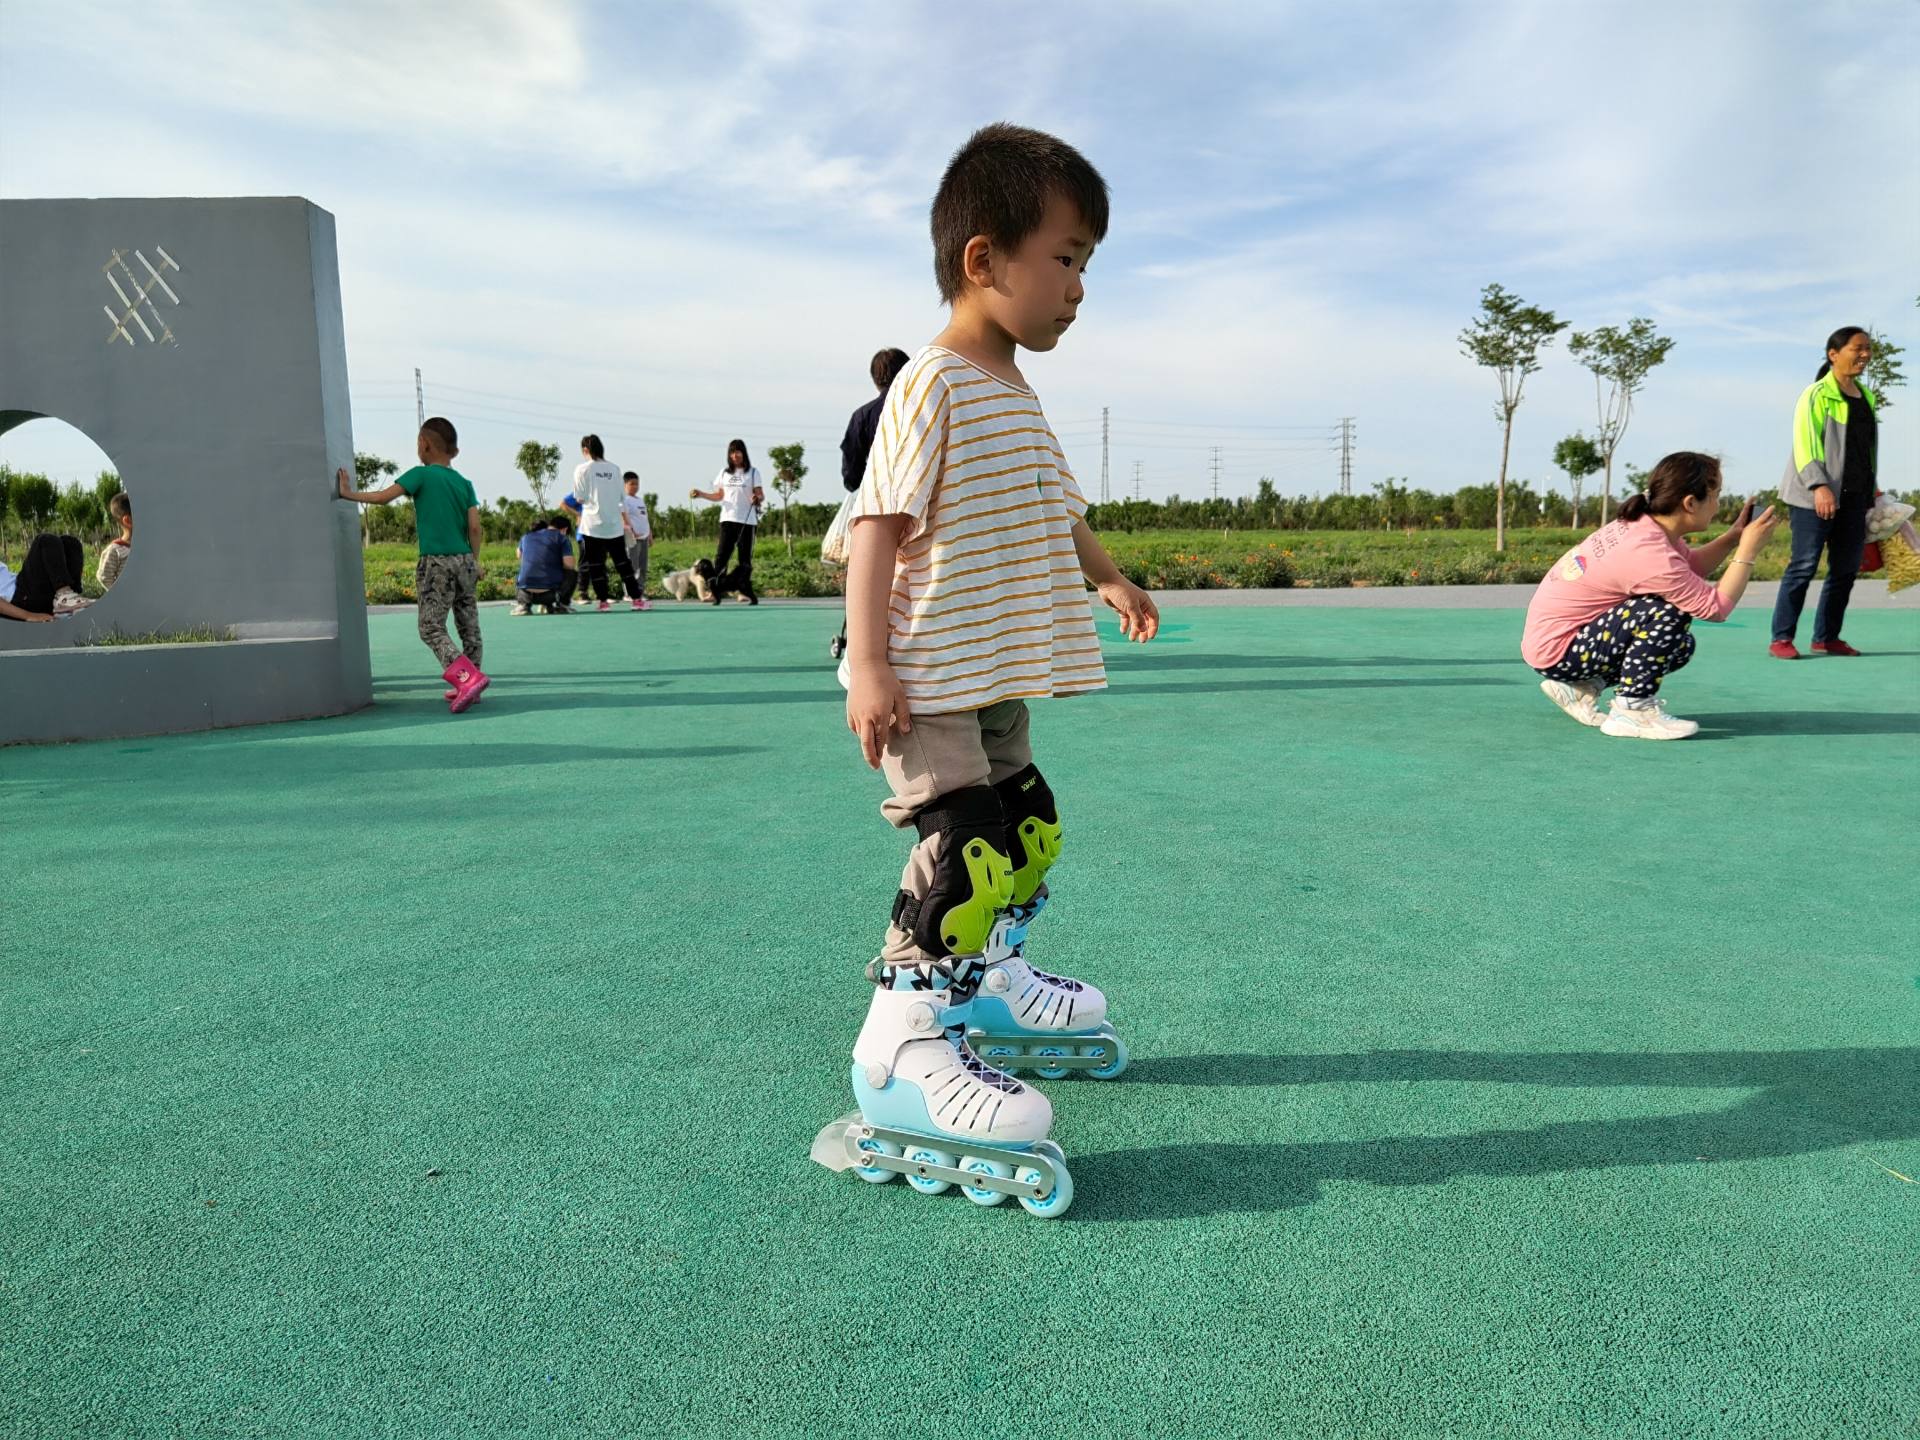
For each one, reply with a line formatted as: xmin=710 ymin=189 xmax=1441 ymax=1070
xmin=1535 ymin=594 xmax=1695 ymax=701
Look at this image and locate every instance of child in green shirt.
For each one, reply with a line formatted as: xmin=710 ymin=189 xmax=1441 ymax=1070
xmin=336 ymin=417 xmax=491 ymax=712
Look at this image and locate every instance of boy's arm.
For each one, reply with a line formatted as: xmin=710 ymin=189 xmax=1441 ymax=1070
xmin=0 ymin=596 xmax=53 ymax=622
xmin=846 ymin=514 xmax=912 ymax=769
xmin=467 ymin=508 xmax=485 ymax=577
xmin=1070 ymin=519 xmax=1158 ymax=642
xmin=336 ymin=468 xmax=403 ymax=505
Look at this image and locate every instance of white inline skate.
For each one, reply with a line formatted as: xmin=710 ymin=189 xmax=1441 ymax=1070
xmin=964 ymin=891 xmax=1129 ymax=1080
xmin=812 ymin=977 xmax=1074 ymax=1217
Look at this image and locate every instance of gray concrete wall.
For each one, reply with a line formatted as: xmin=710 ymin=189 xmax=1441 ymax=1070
xmin=0 ymin=197 xmax=371 ymax=744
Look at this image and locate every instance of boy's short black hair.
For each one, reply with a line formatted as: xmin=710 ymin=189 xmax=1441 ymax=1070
xmin=421 ymin=416 xmax=458 ymax=451
xmin=108 ymin=491 xmax=131 ymax=522
xmin=623 ymin=471 xmax=639 ymax=482
xmin=549 ymin=513 xmax=573 ymax=528
xmin=931 ymin=123 xmax=1109 ymax=304
xmin=870 ymin=347 xmax=911 ymax=390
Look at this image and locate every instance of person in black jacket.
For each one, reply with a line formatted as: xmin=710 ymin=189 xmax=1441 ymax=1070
xmin=832 ymin=348 xmax=910 ymax=657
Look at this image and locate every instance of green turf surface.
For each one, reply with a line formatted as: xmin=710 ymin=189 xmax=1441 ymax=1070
xmin=4 ymin=602 xmax=1915 ymax=1438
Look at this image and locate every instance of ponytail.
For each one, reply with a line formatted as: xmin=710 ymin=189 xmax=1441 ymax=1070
xmin=1820 ymin=326 xmax=1867 ymax=380
xmin=1618 ymin=451 xmax=1721 ymax=523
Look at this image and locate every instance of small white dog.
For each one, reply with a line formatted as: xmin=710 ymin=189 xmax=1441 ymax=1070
xmin=661 ymin=560 xmax=713 ymax=602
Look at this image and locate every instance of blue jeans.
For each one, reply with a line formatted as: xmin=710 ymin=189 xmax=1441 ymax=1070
xmin=1771 ymin=501 xmax=1868 ymax=645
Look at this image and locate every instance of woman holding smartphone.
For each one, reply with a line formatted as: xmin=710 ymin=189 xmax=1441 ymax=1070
xmin=1522 ymin=451 xmax=1778 ymax=740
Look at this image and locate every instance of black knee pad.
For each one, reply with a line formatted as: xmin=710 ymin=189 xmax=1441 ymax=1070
xmin=893 ymin=785 xmax=1013 ymax=957
xmin=995 ymin=764 xmax=1062 ymax=908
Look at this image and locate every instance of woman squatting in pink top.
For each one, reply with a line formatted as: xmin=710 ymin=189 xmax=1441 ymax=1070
xmin=1521 ymin=452 xmax=1780 ymax=740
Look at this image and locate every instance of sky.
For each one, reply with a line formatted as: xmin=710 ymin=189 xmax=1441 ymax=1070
xmin=2 ymin=0 xmax=1915 ymax=510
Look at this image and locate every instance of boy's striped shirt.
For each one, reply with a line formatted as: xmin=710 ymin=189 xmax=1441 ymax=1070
xmin=845 ymin=345 xmax=1105 ymax=714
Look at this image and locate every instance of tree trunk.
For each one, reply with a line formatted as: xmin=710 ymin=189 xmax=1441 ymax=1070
xmin=1600 ymin=454 xmax=1612 ymax=524
xmin=1571 ymin=476 xmax=1582 ymax=529
xmin=1495 ymin=413 xmax=1513 ymax=552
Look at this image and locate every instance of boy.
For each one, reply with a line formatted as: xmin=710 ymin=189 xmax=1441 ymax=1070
xmin=97 ymin=492 xmax=132 ymax=591
xmin=620 ymin=471 xmax=653 ymax=610
xmin=335 ymin=417 xmax=490 ymax=712
xmin=514 ymin=512 xmax=577 ymax=615
xmin=819 ymin=124 xmax=1157 ymax=1217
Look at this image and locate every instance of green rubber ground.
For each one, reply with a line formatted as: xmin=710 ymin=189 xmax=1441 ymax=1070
xmin=4 ymin=602 xmax=1915 ymax=1439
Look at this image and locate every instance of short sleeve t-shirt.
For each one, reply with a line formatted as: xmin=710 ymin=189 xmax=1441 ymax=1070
xmin=573 ymin=460 xmax=627 ymax=539
xmin=396 ymin=465 xmax=479 ymax=556
xmin=620 ymin=493 xmax=651 ymax=539
xmin=841 ymin=345 xmax=1104 ymax=714
xmin=517 ymin=529 xmax=572 ymax=589
xmin=0 ymin=562 xmax=16 ymax=603
xmin=1521 ymin=516 xmax=1734 ymax=669
xmin=715 ymin=468 xmax=761 ymax=525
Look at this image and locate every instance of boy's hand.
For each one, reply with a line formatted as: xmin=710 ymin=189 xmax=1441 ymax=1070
xmin=847 ymin=663 xmax=912 ymax=769
xmin=1097 ymin=578 xmax=1159 ymax=642
xmin=336 ymin=467 xmax=352 ymax=497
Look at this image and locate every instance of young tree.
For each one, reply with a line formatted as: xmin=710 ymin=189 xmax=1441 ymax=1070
xmin=93 ymin=469 xmax=122 ymax=508
xmin=1568 ymin=318 xmax=1674 ymax=523
xmin=1865 ymin=325 xmax=1906 ymax=411
xmin=1459 ymin=283 xmax=1567 ymax=552
xmin=515 ymin=440 xmax=561 ymax=512
xmin=353 ymin=452 xmax=399 ymax=548
xmin=1551 ymin=432 xmax=1605 ymax=528
xmin=9 ymin=471 xmax=56 ymax=537
xmin=766 ymin=441 xmax=808 ymax=555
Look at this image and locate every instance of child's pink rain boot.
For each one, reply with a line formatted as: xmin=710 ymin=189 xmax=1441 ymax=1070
xmin=442 ymin=656 xmax=490 ymax=712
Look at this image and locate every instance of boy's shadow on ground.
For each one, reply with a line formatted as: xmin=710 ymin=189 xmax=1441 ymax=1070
xmin=1070 ymin=1047 xmax=1918 ymax=1222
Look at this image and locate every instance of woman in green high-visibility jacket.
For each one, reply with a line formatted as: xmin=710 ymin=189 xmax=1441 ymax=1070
xmin=1770 ymin=327 xmax=1880 ymax=658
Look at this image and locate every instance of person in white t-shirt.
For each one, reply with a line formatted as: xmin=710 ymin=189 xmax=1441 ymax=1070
xmin=688 ymin=438 xmax=765 ymax=605
xmin=620 ymin=471 xmax=653 ymax=611
xmin=573 ymin=434 xmax=647 ymax=612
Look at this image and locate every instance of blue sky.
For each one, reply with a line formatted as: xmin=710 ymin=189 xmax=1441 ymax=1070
xmin=2 ymin=0 xmax=1914 ymax=508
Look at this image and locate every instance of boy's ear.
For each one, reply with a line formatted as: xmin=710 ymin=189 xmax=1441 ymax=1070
xmin=963 ymin=234 xmax=996 ymax=290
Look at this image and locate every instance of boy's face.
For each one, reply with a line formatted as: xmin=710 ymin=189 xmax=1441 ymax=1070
xmin=972 ymin=192 xmax=1094 ymax=353
xmin=625 ymin=480 xmax=638 ymax=494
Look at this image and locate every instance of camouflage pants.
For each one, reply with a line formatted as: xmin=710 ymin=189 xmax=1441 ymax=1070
xmin=416 ymin=554 xmax=482 ymax=669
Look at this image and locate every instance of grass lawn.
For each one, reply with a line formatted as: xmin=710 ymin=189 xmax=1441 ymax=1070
xmin=3 ymin=600 xmax=1915 ymax=1437
xmin=341 ymin=527 xmax=1825 ymax=603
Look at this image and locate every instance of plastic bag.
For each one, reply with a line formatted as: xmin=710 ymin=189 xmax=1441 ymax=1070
xmin=1866 ymin=496 xmax=1916 ymax=542
xmin=821 ymin=494 xmax=856 ymax=565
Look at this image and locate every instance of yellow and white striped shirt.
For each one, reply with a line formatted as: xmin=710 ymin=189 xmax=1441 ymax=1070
xmin=843 ymin=345 xmax=1105 ymax=715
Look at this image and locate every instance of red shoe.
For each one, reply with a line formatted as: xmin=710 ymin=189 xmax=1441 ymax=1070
xmin=1768 ymin=640 xmax=1799 ymax=660
xmin=442 ymin=656 xmax=490 ymax=712
xmin=1811 ymin=640 xmax=1861 ymax=657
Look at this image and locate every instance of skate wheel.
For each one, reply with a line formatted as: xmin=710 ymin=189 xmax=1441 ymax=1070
xmin=960 ymin=1155 xmax=1014 ymax=1206
xmin=1016 ymin=1157 xmax=1074 ymax=1218
xmin=1031 ymin=1138 xmax=1067 ymax=1169
xmin=980 ymin=1043 xmax=1025 ymax=1065
xmin=905 ymin=1146 xmax=955 ymax=1195
xmin=852 ymin=1133 xmax=902 ymax=1184
xmin=1031 ymin=1045 xmax=1072 ymax=1080
xmin=1083 ymin=1034 xmax=1130 ymax=1080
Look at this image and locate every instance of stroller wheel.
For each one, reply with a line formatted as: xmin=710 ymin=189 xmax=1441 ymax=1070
xmin=829 ymin=636 xmax=846 ymax=659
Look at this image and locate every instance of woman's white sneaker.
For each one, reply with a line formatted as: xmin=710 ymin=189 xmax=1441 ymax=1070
xmin=1539 ymin=678 xmax=1605 ymax=727
xmin=1600 ymin=698 xmax=1698 ymax=740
